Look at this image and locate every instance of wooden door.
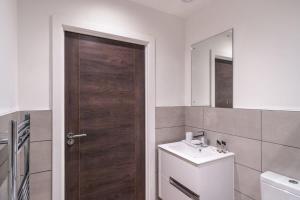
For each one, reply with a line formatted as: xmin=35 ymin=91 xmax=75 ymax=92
xmin=215 ymin=58 xmax=233 ymax=108
xmin=65 ymin=32 xmax=145 ymax=200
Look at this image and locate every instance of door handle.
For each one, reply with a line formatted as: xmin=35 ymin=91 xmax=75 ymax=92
xmin=67 ymin=133 xmax=87 ymax=139
xmin=66 ymin=133 xmax=87 ymax=146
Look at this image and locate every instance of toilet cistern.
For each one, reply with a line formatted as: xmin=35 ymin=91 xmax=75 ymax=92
xmin=261 ymin=171 xmax=300 ymax=200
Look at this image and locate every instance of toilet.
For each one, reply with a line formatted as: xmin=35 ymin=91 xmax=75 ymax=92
xmin=261 ymin=171 xmax=300 ymax=200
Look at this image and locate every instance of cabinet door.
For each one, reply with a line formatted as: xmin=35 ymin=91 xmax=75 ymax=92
xmin=159 ymin=150 xmax=200 ymax=194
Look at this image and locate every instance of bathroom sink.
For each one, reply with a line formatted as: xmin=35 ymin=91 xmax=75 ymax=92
xmin=158 ymin=141 xmax=234 ymax=165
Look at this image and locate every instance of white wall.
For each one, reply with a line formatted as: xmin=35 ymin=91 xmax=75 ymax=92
xmin=18 ymin=0 xmax=185 ymax=109
xmin=0 ymin=0 xmax=18 ymax=115
xmin=18 ymin=0 xmax=300 ymax=110
xmin=185 ymin=0 xmax=300 ymax=110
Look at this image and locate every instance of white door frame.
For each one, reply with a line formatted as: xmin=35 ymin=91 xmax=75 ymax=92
xmin=51 ymin=15 xmax=156 ymax=200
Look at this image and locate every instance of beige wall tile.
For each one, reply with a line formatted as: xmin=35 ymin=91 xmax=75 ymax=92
xmin=262 ymin=110 xmax=300 ymax=148
xmin=185 ymin=106 xmax=204 ymax=128
xmin=0 ymin=178 xmax=8 ymax=200
xmin=0 ymin=161 xmax=8 ymax=186
xmin=0 ymin=145 xmax=8 ymax=167
xmin=155 ymin=107 xmax=185 ymax=128
xmin=235 ymin=164 xmax=261 ymax=200
xmin=21 ymin=110 xmax=52 ymax=142
xmin=262 ymin=142 xmax=300 ymax=180
xmin=155 ymin=126 xmax=185 ymax=146
xmin=0 ymin=112 xmax=19 ymax=133
xmin=235 ymin=109 xmax=262 ymax=140
xmin=30 ymin=171 xmax=52 ymax=200
xmin=30 ymin=141 xmax=52 ymax=173
xmin=204 ymin=107 xmax=235 ymax=133
xmin=235 ymin=191 xmax=254 ymax=200
xmin=204 ymin=108 xmax=261 ymax=140
xmin=204 ymin=130 xmax=220 ymax=146
xmin=205 ymin=131 xmax=262 ymax=171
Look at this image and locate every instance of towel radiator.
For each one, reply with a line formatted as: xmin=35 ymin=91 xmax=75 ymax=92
xmin=1 ymin=113 xmax=31 ymax=200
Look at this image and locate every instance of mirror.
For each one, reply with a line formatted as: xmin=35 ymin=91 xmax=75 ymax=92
xmin=191 ymin=29 xmax=233 ymax=108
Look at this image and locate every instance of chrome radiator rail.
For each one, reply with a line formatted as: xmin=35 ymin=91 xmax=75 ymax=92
xmin=6 ymin=113 xmax=31 ymax=200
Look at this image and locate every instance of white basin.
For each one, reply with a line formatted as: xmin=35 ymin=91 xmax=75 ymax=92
xmin=158 ymin=141 xmax=234 ymax=165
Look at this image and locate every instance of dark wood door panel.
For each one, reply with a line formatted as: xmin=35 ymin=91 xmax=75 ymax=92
xmin=79 ymin=128 xmax=135 ymax=161
xmin=79 ymin=35 xmax=138 ymax=69
xmin=65 ymin=31 xmax=145 ymax=200
xmin=80 ymin=106 xmax=135 ymax=129
xmin=79 ymin=58 xmax=134 ymax=74
xmin=80 ymin=128 xmax=136 ymax=200
xmin=215 ymin=58 xmax=233 ymax=108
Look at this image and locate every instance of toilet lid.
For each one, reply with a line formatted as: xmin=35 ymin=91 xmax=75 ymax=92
xmin=261 ymin=171 xmax=300 ymax=196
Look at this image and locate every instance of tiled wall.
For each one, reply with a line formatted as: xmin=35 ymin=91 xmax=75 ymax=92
xmin=22 ymin=111 xmax=52 ymax=200
xmin=155 ymin=107 xmax=186 ymax=145
xmin=156 ymin=106 xmax=300 ymax=200
xmin=185 ymin=107 xmax=300 ymax=200
xmin=1 ymin=107 xmax=299 ymax=200
xmin=0 ymin=110 xmax=52 ymax=200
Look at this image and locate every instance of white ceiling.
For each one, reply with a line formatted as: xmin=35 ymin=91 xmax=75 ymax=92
xmin=128 ymin=0 xmax=211 ymax=18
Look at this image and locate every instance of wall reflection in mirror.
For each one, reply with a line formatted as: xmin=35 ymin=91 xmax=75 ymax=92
xmin=191 ymin=29 xmax=233 ymax=108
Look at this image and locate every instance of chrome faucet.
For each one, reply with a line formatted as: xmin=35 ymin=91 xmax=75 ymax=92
xmin=193 ymin=130 xmax=208 ymax=147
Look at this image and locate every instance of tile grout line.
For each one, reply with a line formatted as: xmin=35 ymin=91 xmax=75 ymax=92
xmin=202 ymin=107 xmax=205 ymax=129
xmin=30 ymin=140 xmax=52 ymax=143
xmin=30 ymin=170 xmax=52 ymax=175
xmin=234 ymin=189 xmax=256 ymax=200
xmin=235 ymin=162 xmax=262 ymax=173
xmin=21 ymin=170 xmax=52 ymax=176
xmin=155 ymin=125 xmax=185 ymax=130
xmin=156 ymin=106 xmax=186 ymax=109
xmin=261 ymin=140 xmax=300 ymax=150
xmin=0 ymin=160 xmax=7 ymax=169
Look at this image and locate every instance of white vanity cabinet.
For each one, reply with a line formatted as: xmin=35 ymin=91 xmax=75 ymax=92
xmin=158 ymin=142 xmax=234 ymax=200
